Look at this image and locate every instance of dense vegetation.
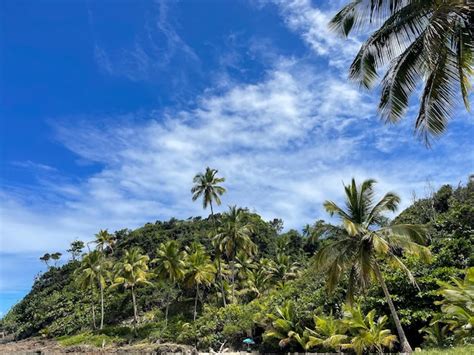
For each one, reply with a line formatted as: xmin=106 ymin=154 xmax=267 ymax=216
xmin=1 ymin=171 xmax=473 ymax=353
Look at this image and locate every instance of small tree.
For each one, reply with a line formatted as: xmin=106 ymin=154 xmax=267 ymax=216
xmin=39 ymin=253 xmax=51 ymax=268
xmin=67 ymin=240 xmax=85 ymax=261
xmin=50 ymin=252 xmax=62 ymax=267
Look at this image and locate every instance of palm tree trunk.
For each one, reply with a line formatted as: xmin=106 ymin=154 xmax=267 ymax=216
xmin=194 ymin=284 xmax=199 ymax=321
xmin=373 ymin=262 xmax=412 ymax=353
xmin=131 ymin=285 xmax=138 ymax=324
xmin=90 ymin=286 xmax=97 ymax=330
xmin=100 ymin=282 xmax=105 ymax=329
xmin=210 ymin=201 xmax=227 ymax=307
xmin=231 ymin=256 xmax=236 ymax=303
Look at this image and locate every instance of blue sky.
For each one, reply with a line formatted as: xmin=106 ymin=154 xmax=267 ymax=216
xmin=0 ymin=0 xmax=472 ymax=316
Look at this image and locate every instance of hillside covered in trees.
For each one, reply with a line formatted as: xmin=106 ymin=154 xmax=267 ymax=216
xmin=1 ymin=176 xmax=473 ymax=353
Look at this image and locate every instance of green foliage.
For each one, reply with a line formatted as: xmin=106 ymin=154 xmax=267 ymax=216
xmin=2 ymin=180 xmax=473 ymax=353
xmin=57 ymin=331 xmax=122 ymax=347
xmin=178 ymin=303 xmax=258 ymax=350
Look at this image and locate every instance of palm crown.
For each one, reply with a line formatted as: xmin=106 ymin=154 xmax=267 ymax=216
xmin=331 ymin=0 xmax=473 ymax=144
xmin=317 ymin=178 xmax=430 ymax=295
xmin=191 ymin=167 xmax=226 ymax=211
xmin=153 ymin=240 xmax=187 ymax=284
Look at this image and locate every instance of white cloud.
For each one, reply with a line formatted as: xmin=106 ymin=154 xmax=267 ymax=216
xmin=1 ymin=58 xmax=472 ymax=257
xmin=265 ymin=0 xmax=361 ymax=68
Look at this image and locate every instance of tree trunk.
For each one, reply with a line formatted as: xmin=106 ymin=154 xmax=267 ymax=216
xmin=131 ymin=286 xmax=138 ymax=324
xmin=210 ymin=201 xmax=227 ymax=307
xmin=230 ymin=256 xmax=235 ymax=303
xmin=165 ymin=304 xmax=169 ymax=327
xmin=100 ymin=281 xmax=104 ymax=329
xmin=373 ymin=262 xmax=412 ymax=353
xmin=194 ymin=284 xmax=199 ymax=321
xmin=90 ymin=286 xmax=97 ymax=330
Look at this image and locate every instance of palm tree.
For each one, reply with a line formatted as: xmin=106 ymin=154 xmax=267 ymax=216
xmin=76 ymin=251 xmax=101 ymax=329
xmin=111 ymin=247 xmax=153 ymax=324
xmin=342 ymin=305 xmax=398 ymax=355
xmin=184 ymin=244 xmax=216 ymax=320
xmin=213 ymin=206 xmax=256 ymax=303
xmin=235 ymin=251 xmax=257 ymax=279
xmin=153 ymin=240 xmax=186 ymax=325
xmin=191 ymin=166 xmax=227 ymax=306
xmin=269 ymin=253 xmax=300 ymax=286
xmin=331 ymin=0 xmax=473 ymax=144
xmin=76 ymin=251 xmax=109 ymax=329
xmin=315 ymin=178 xmax=431 ymax=353
xmin=94 ymin=229 xmax=115 ymax=254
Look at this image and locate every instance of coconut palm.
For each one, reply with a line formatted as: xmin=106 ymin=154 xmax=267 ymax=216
xmin=213 ymin=206 xmax=256 ymax=303
xmin=76 ymin=251 xmax=102 ymax=329
xmin=342 ymin=305 xmax=398 ymax=355
xmin=331 ymin=0 xmax=473 ymax=144
xmin=269 ymin=253 xmax=300 ymax=286
xmin=111 ymin=247 xmax=153 ymax=324
xmin=184 ymin=244 xmax=216 ymax=320
xmin=191 ymin=166 xmax=227 ymax=306
xmin=235 ymin=251 xmax=257 ymax=279
xmin=94 ymin=229 xmax=115 ymax=254
xmin=153 ymin=240 xmax=186 ymax=325
xmin=239 ymin=268 xmax=272 ymax=299
xmin=315 ymin=178 xmax=431 ymax=352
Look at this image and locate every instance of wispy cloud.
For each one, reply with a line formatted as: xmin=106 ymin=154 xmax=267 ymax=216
xmin=1 ymin=57 xmax=472 ymax=257
xmin=263 ymin=0 xmax=361 ymax=68
xmin=11 ymin=160 xmax=57 ymax=172
xmin=92 ymin=0 xmax=200 ymax=82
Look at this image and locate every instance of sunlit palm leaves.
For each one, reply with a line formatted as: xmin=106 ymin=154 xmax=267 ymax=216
xmin=434 ymin=267 xmax=474 ymax=342
xmin=342 ymin=305 xmax=397 ymax=355
xmin=263 ymin=301 xmax=304 ymax=349
xmin=111 ymin=247 xmax=153 ymax=323
xmin=184 ymin=244 xmax=216 ymax=320
xmin=331 ymin=0 xmax=473 ymax=144
xmin=191 ymin=167 xmax=226 ymax=211
xmin=214 ymin=206 xmax=256 ymax=303
xmin=315 ymin=177 xmax=430 ymax=352
xmin=304 ymin=313 xmax=348 ymax=352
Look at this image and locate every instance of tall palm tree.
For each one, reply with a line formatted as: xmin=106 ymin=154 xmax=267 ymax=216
xmin=184 ymin=244 xmax=216 ymax=320
xmin=315 ymin=178 xmax=431 ymax=353
xmin=93 ymin=230 xmax=115 ymax=329
xmin=76 ymin=251 xmax=102 ymax=329
xmin=191 ymin=167 xmax=227 ymax=306
xmin=111 ymin=247 xmax=153 ymax=324
xmin=331 ymin=0 xmax=473 ymax=144
xmin=213 ymin=206 xmax=256 ymax=303
xmin=153 ymin=240 xmax=186 ymax=325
